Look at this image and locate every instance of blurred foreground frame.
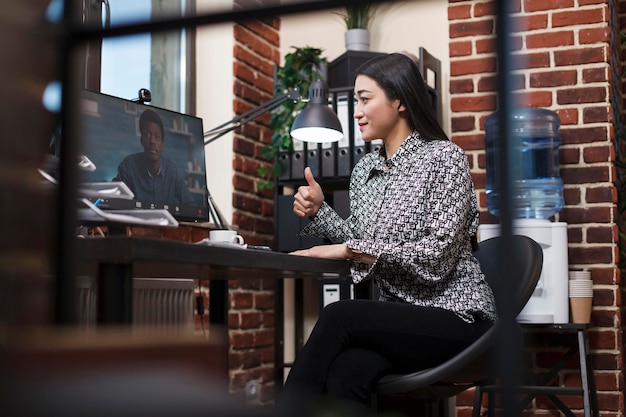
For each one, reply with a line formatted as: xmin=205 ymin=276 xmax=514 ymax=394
xmin=0 ymin=0 xmax=522 ymax=416
xmin=0 ymin=326 xmax=276 ymax=417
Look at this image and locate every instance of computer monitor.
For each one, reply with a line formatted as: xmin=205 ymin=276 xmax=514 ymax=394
xmin=78 ymin=89 xmax=209 ymax=222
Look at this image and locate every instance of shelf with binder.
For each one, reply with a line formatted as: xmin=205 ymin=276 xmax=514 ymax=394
xmin=275 ymin=87 xmax=381 ymax=186
xmin=166 ymin=124 xmax=207 ymax=208
xmin=186 ymin=170 xmax=208 ymax=200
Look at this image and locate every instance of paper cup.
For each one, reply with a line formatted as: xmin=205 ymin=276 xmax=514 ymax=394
xmin=569 ymin=292 xmax=593 ymax=298
xmin=569 ymin=296 xmax=592 ymax=323
xmin=569 ymin=280 xmax=592 ymax=294
xmin=569 ymin=270 xmax=591 ymax=280
xmin=569 ymin=280 xmax=592 ymax=286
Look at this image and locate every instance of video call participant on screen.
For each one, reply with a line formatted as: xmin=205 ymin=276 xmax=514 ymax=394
xmin=114 ymin=108 xmax=193 ymax=205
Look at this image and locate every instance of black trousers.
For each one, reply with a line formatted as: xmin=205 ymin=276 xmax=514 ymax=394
xmin=279 ymin=299 xmax=493 ymax=415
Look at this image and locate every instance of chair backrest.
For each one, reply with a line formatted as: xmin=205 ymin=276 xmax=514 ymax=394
xmin=376 ymin=234 xmax=543 ymax=396
xmin=474 ymin=235 xmax=543 ymax=318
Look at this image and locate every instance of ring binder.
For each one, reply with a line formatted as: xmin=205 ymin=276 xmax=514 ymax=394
xmin=306 ymin=143 xmax=320 ymax=178
xmin=277 ymin=151 xmax=291 ymax=180
xmin=290 ymin=138 xmax=305 ymax=180
xmin=321 ymin=143 xmax=336 ymax=177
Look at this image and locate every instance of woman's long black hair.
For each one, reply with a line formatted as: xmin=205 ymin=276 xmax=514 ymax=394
xmin=355 ymin=53 xmax=449 ymax=142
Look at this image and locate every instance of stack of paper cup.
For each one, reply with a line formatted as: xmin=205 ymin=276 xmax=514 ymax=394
xmin=568 ymin=271 xmax=593 ymax=323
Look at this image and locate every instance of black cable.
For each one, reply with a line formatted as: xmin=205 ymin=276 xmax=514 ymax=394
xmin=196 ymin=293 xmax=204 ymax=316
xmin=196 ymin=279 xmax=207 ymax=338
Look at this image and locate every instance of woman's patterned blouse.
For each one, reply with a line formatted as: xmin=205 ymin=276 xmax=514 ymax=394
xmin=300 ymin=131 xmax=498 ymax=323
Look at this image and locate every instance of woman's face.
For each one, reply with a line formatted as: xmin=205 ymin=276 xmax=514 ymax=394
xmin=353 ymin=74 xmax=403 ymax=142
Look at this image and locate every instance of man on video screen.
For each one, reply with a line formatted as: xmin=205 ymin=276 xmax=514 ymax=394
xmin=114 ymin=108 xmax=193 ymax=205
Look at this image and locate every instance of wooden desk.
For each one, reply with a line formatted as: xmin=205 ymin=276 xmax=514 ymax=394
xmin=76 ymin=236 xmax=351 ymax=325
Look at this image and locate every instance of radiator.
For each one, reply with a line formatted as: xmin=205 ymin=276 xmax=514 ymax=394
xmin=133 ymin=278 xmax=195 ymax=332
xmin=77 ymin=276 xmax=195 ymax=332
xmin=77 ymin=276 xmax=97 ymax=327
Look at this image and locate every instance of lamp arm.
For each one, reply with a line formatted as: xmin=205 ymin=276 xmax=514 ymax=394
xmin=203 ymin=88 xmax=301 ymax=145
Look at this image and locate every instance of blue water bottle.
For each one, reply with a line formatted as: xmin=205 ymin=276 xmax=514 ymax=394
xmin=484 ymin=108 xmax=564 ymax=219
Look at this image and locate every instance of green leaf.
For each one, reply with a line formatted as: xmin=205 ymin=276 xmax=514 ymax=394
xmin=336 ymin=3 xmax=374 ymax=29
xmin=268 ymin=45 xmax=328 ymax=168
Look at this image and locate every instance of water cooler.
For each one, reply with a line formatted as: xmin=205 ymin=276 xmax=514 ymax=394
xmin=479 ymin=108 xmax=569 ymax=324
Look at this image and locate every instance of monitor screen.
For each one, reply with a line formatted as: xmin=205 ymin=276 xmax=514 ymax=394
xmin=78 ymin=89 xmax=209 ymax=222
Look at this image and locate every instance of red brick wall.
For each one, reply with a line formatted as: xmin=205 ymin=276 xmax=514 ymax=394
xmin=231 ymin=17 xmax=279 ymax=249
xmin=615 ymin=1 xmax=626 ymax=416
xmin=229 ymin=16 xmax=280 ymax=403
xmin=449 ymin=0 xmax=623 ymax=415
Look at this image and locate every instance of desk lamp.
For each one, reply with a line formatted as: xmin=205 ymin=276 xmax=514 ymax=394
xmin=203 ymin=80 xmax=343 ymax=145
xmin=202 ymin=80 xmax=343 ymax=229
xmin=290 ymin=80 xmax=343 ymax=143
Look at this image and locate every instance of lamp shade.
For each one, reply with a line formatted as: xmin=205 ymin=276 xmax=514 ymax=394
xmin=290 ymin=80 xmax=343 ymax=143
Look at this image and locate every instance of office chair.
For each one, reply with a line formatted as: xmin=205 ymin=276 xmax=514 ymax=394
xmin=373 ymin=235 xmax=543 ymax=417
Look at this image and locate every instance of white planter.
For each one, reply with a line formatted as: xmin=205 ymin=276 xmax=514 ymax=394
xmin=345 ymin=28 xmax=370 ymax=51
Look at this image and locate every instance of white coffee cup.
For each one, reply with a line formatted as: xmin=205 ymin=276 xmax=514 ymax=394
xmin=210 ymin=229 xmax=244 ymax=245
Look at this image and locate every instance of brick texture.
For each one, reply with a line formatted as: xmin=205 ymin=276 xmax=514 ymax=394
xmin=222 ymin=18 xmax=280 ymax=403
xmin=448 ymin=0 xmax=623 ymax=416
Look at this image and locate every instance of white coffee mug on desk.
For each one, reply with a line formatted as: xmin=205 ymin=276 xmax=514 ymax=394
xmin=210 ymin=229 xmax=244 ymax=245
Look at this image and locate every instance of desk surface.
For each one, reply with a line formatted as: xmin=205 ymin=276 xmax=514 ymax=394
xmin=77 ymin=236 xmax=351 ymax=279
xmin=77 ymin=236 xmax=352 ymax=325
xmin=520 ymin=323 xmax=590 ymax=330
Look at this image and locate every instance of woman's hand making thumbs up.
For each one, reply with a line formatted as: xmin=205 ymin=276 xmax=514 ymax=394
xmin=293 ymin=167 xmax=324 ymax=219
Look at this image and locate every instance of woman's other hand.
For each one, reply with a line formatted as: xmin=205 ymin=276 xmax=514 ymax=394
xmin=290 ymin=244 xmax=349 ymax=260
xmin=293 ymin=167 xmax=324 ymax=218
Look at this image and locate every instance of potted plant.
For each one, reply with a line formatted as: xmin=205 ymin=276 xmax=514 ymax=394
xmin=338 ymin=3 xmax=374 ymax=51
xmin=257 ymin=46 xmax=327 ymax=189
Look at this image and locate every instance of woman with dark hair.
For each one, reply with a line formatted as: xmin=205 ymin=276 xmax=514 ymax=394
xmin=281 ymin=53 xmax=497 ymax=415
